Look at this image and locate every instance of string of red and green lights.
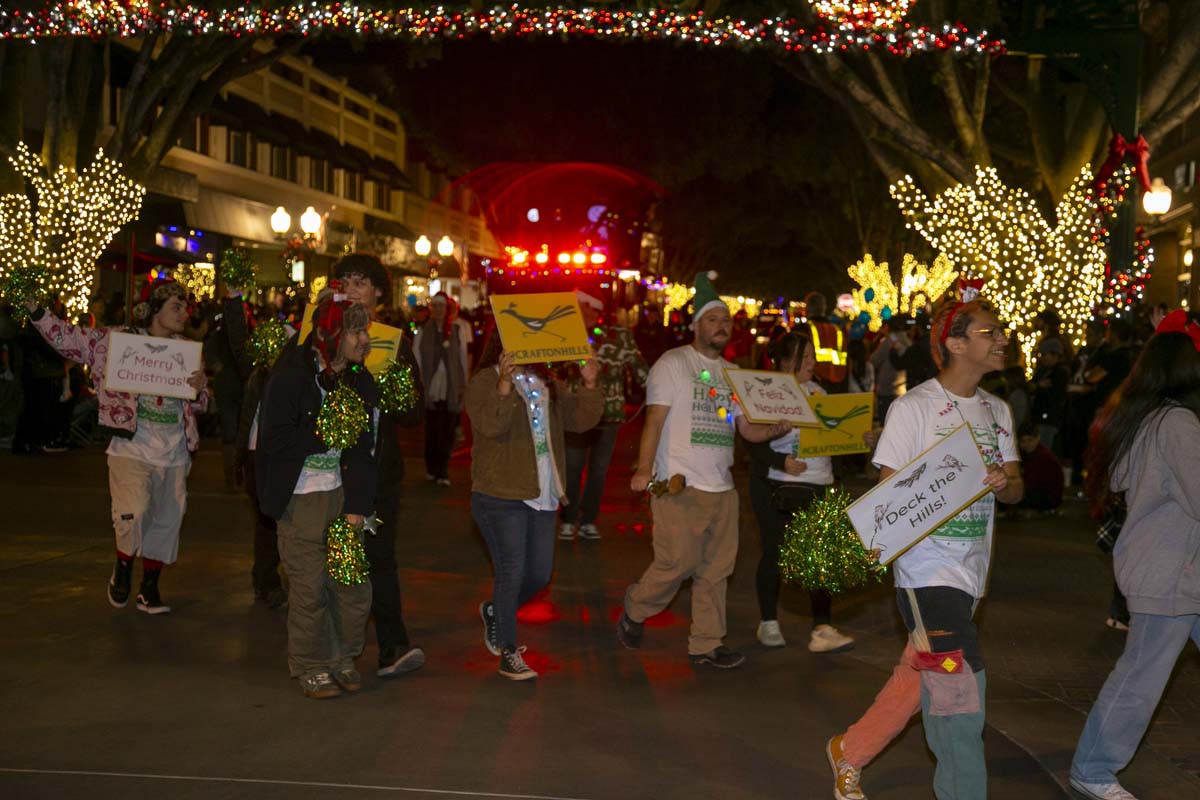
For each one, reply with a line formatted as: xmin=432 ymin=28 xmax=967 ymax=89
xmin=0 ymin=3 xmax=1005 ymax=56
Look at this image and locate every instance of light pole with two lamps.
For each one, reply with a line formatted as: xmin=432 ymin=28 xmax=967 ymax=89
xmin=271 ymin=205 xmax=324 ymax=285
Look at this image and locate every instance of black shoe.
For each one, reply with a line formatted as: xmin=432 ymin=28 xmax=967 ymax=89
xmin=108 ymin=557 xmax=133 ymax=608
xmin=377 ymin=645 xmax=426 ymax=678
xmin=136 ymin=568 xmax=171 ymax=615
xmin=617 ymin=611 xmax=644 ymax=649
xmin=498 ymin=646 xmax=537 ymax=681
xmin=480 ymin=601 xmax=500 ymax=656
xmin=254 ymin=585 xmax=287 ymax=609
xmin=689 ymin=646 xmax=745 ymax=669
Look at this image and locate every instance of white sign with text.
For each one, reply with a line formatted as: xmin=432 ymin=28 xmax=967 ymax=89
xmin=724 ymin=368 xmax=820 ymax=426
xmin=846 ymin=424 xmax=990 ymax=565
xmin=104 ymin=331 xmax=202 ymax=400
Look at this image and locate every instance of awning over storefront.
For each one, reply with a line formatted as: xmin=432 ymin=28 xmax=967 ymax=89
xmin=211 ymin=95 xmax=275 ymax=139
xmin=364 ymin=213 xmax=417 ymax=241
xmin=183 ymin=190 xmax=277 ymax=246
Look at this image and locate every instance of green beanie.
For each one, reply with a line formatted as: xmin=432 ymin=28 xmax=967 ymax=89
xmin=692 ymin=270 xmax=725 ymax=324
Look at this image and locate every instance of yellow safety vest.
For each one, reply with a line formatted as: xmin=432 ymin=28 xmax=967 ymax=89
xmin=808 ymin=322 xmax=847 ymax=366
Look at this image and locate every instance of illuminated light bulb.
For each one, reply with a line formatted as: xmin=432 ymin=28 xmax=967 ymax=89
xmin=437 ymin=235 xmax=454 ymax=257
xmin=300 ymin=206 xmax=322 ymax=236
xmin=270 ymin=206 xmax=291 ymax=235
xmin=535 ymin=252 xmax=549 ymax=264
xmin=557 ymin=252 xmax=571 ymax=265
xmin=572 ymin=252 xmax=586 ymax=265
xmin=414 ymin=235 xmax=432 ymax=257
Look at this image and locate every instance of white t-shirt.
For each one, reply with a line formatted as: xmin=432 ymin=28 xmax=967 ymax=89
xmin=768 ymin=380 xmax=834 ymax=486
xmin=646 ymin=345 xmax=738 ymax=492
xmin=872 ymin=378 xmax=1017 ymax=598
xmin=107 ymin=395 xmax=190 ymax=468
xmin=512 ymin=370 xmax=559 ymax=512
xmin=294 ymin=379 xmax=342 ymax=495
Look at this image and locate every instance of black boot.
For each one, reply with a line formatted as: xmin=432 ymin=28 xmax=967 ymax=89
xmin=108 ymin=557 xmax=133 ymax=609
xmin=136 ymin=567 xmax=171 ymax=615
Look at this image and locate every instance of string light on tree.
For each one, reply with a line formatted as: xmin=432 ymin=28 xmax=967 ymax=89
xmin=1104 ymin=230 xmax=1153 ymax=317
xmin=172 ymin=262 xmax=216 ymax=300
xmin=809 ymin=1 xmax=916 ymax=30
xmin=0 ymin=142 xmax=145 ymax=316
xmin=847 ymin=252 xmax=956 ymax=331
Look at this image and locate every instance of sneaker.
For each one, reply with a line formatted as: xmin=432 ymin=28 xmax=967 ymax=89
xmin=480 ymin=601 xmax=500 ymax=656
xmin=435 ymin=477 xmax=451 ymax=487
xmin=757 ymin=620 xmax=786 ymax=648
xmin=135 ymin=569 xmax=171 ymax=615
xmin=333 ymin=667 xmax=363 ymax=692
xmin=578 ymin=523 xmax=601 ymax=540
xmin=107 ymin=557 xmax=133 ymax=608
xmin=558 ymin=523 xmax=576 ymax=541
xmin=40 ymin=443 xmax=68 ymax=454
xmin=499 ymin=646 xmax=537 ymax=681
xmin=809 ymin=625 xmax=855 ymax=653
xmin=425 ymin=472 xmax=436 ymax=481
xmin=617 ymin=610 xmax=644 ymax=649
xmin=377 ymin=645 xmax=426 ymax=678
xmin=689 ymin=646 xmax=746 ymax=669
xmin=827 ymin=735 xmax=866 ymax=800
xmin=1105 ymin=617 xmax=1130 ymax=632
xmin=300 ymin=672 xmax=343 ymax=699
xmin=1069 ymin=778 xmax=1138 ymax=800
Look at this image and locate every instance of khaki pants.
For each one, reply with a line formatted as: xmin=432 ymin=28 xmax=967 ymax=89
xmin=625 ymin=487 xmax=739 ymax=655
xmin=107 ymin=455 xmax=189 ymax=564
xmin=277 ymin=488 xmax=372 ymax=679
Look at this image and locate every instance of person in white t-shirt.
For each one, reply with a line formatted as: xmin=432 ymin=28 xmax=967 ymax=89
xmin=618 ymin=271 xmax=788 ymax=669
xmin=826 ymin=296 xmax=1023 ymax=800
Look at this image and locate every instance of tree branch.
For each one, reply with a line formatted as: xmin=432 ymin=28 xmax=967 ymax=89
xmin=865 ymin=52 xmax=914 ymax=122
xmin=1140 ymin=0 xmax=1200 ymax=122
xmin=934 ymin=52 xmax=987 ymax=166
xmin=1142 ymin=78 xmax=1200 ymax=146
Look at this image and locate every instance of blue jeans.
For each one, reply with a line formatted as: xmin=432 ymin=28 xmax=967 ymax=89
xmin=1071 ymin=611 xmax=1200 ymax=785
xmin=471 ymin=493 xmax=557 ymax=651
xmin=561 ymin=424 xmax=619 ymax=526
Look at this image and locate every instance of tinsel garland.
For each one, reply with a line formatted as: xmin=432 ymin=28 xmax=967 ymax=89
xmin=376 ymin=359 xmax=419 ymax=414
xmin=779 ymin=487 xmax=886 ymax=595
xmin=219 ymin=248 xmax=258 ymax=289
xmin=0 ymin=264 xmax=49 ymax=323
xmin=247 ymin=318 xmax=288 ymax=367
xmin=325 ymin=516 xmax=370 ymax=586
xmin=316 ymin=382 xmax=370 ymax=450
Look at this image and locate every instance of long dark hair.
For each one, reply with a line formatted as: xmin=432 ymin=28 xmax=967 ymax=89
xmin=767 ymin=331 xmax=812 ymax=373
xmin=1086 ymin=331 xmax=1200 ymax=512
xmin=472 ymin=324 xmax=557 ymax=401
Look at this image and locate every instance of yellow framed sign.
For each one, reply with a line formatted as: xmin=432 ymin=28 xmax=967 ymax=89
xmin=489 ymin=292 xmax=592 ymax=364
xmin=796 ymin=392 xmax=876 ymax=457
xmin=298 ymin=314 xmax=403 ymax=377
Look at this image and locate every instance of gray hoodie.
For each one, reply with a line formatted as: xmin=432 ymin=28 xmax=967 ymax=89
xmin=1111 ymin=406 xmax=1200 ymax=616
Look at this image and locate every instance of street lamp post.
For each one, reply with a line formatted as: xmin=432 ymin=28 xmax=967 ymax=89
xmin=1142 ymin=177 xmax=1173 ymax=216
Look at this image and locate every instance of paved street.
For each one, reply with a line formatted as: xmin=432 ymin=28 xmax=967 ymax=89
xmin=1 ymin=423 xmax=1198 ymax=800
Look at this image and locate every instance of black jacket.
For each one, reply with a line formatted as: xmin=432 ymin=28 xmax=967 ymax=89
xmin=255 ymin=340 xmax=380 ymax=520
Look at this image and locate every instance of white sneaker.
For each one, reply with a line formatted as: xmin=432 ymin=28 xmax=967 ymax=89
xmin=558 ymin=523 xmax=576 ymax=541
xmin=578 ymin=523 xmax=601 ymax=540
xmin=1069 ymin=777 xmax=1138 ymax=800
xmin=756 ymin=620 xmax=786 ymax=647
xmin=809 ymin=625 xmax=855 ymax=653
xmin=1105 ymin=617 xmax=1130 ymax=632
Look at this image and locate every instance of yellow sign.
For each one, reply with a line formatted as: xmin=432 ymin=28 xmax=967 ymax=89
xmin=796 ymin=392 xmax=875 ymax=457
xmin=489 ymin=291 xmax=592 ymax=364
xmin=298 ymin=313 xmax=403 ymax=377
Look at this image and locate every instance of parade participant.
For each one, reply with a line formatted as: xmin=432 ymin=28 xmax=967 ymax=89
xmin=559 ymin=288 xmax=648 ymax=542
xmin=747 ymin=331 xmax=857 ymax=653
xmin=804 ymin=291 xmax=849 ymax=392
xmin=25 ymin=282 xmax=208 ymax=614
xmin=205 ymin=287 xmax=252 ymax=492
xmin=256 ymin=288 xmax=379 ymax=699
xmin=466 ymin=333 xmax=602 ymax=680
xmin=1069 ymin=312 xmax=1200 ymax=800
xmin=619 ymin=272 xmax=789 ymax=669
xmin=334 ymin=254 xmax=427 ymax=679
xmin=826 ymin=295 xmax=1021 ymax=800
xmin=415 ymin=291 xmax=469 ymax=487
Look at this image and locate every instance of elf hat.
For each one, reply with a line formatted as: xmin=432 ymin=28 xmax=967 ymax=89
xmin=692 ymin=270 xmax=726 ymax=327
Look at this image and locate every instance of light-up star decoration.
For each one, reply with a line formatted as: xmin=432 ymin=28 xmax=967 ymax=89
xmin=848 ymin=252 xmax=958 ymax=332
xmin=891 ymin=164 xmax=1129 ymax=373
xmin=0 ymin=142 xmax=146 ymax=316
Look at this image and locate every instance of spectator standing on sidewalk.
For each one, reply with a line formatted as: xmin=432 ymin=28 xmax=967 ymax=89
xmin=415 ymin=291 xmax=468 ymax=487
xmin=1015 ymin=420 xmax=1063 ymax=515
xmin=870 ymin=317 xmax=907 ymax=424
xmin=825 ymin=295 xmax=1021 ymax=800
xmin=1070 ymin=312 xmax=1200 ymax=800
xmin=1031 ymin=337 xmax=1070 ymax=452
xmin=466 ymin=336 xmax=602 ymax=680
xmin=256 ymin=289 xmax=379 ymax=699
xmin=24 ymin=283 xmax=209 ymax=613
xmin=559 ymin=288 xmax=648 ymax=543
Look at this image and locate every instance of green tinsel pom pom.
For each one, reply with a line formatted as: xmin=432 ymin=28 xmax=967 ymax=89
xmin=0 ymin=264 xmax=50 ymax=323
xmin=219 ymin=248 xmax=258 ymax=289
xmin=316 ymin=382 xmax=369 ymax=450
xmin=325 ymin=516 xmax=369 ymax=585
xmin=247 ymin=318 xmax=288 ymax=367
xmin=376 ymin=359 xmax=419 ymax=414
xmin=779 ymin=487 xmax=887 ymax=595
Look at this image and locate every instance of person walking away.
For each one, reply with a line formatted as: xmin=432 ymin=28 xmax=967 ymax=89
xmin=24 ymin=282 xmax=209 ymax=613
xmin=205 ymin=287 xmax=253 ymax=492
xmin=805 ymin=291 xmax=849 ymax=392
xmin=826 ymin=296 xmax=1022 ymax=800
xmin=871 ymin=317 xmax=907 ymax=424
xmin=559 ymin=288 xmax=648 ymax=542
xmin=467 ymin=335 xmax=602 ymax=680
xmin=256 ymin=289 xmax=379 ymax=699
xmin=1069 ymin=311 xmax=1200 ymax=800
xmin=619 ymin=271 xmax=790 ymax=669
xmin=415 ymin=291 xmax=467 ymax=487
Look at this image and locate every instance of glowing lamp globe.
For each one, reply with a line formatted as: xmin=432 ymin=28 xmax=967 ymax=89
xmin=437 ymin=235 xmax=454 ymax=258
xmin=1142 ymin=178 xmax=1172 ymax=216
xmin=270 ymin=206 xmax=292 ymax=236
xmin=300 ymin=206 xmax=322 ymax=236
xmin=414 ymin=235 xmax=432 ymax=257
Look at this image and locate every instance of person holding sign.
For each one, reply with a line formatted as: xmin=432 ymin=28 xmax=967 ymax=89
xmin=25 ymin=281 xmax=208 ymax=615
xmin=466 ymin=333 xmax=603 ymax=680
xmin=619 ymin=271 xmax=789 ymax=669
xmin=826 ymin=296 xmax=1021 ymax=800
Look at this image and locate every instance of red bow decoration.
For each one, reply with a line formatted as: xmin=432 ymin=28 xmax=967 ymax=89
xmin=1093 ymin=133 xmax=1152 ymax=195
xmin=1156 ymin=309 xmax=1200 ymax=352
xmin=957 ymin=277 xmax=985 ymax=302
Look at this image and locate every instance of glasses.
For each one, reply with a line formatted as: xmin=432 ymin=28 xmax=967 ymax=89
xmin=968 ymin=327 xmax=1009 ymax=340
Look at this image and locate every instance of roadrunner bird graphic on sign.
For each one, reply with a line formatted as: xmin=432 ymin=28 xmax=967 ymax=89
xmin=490 ymin=292 xmax=592 ymax=364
